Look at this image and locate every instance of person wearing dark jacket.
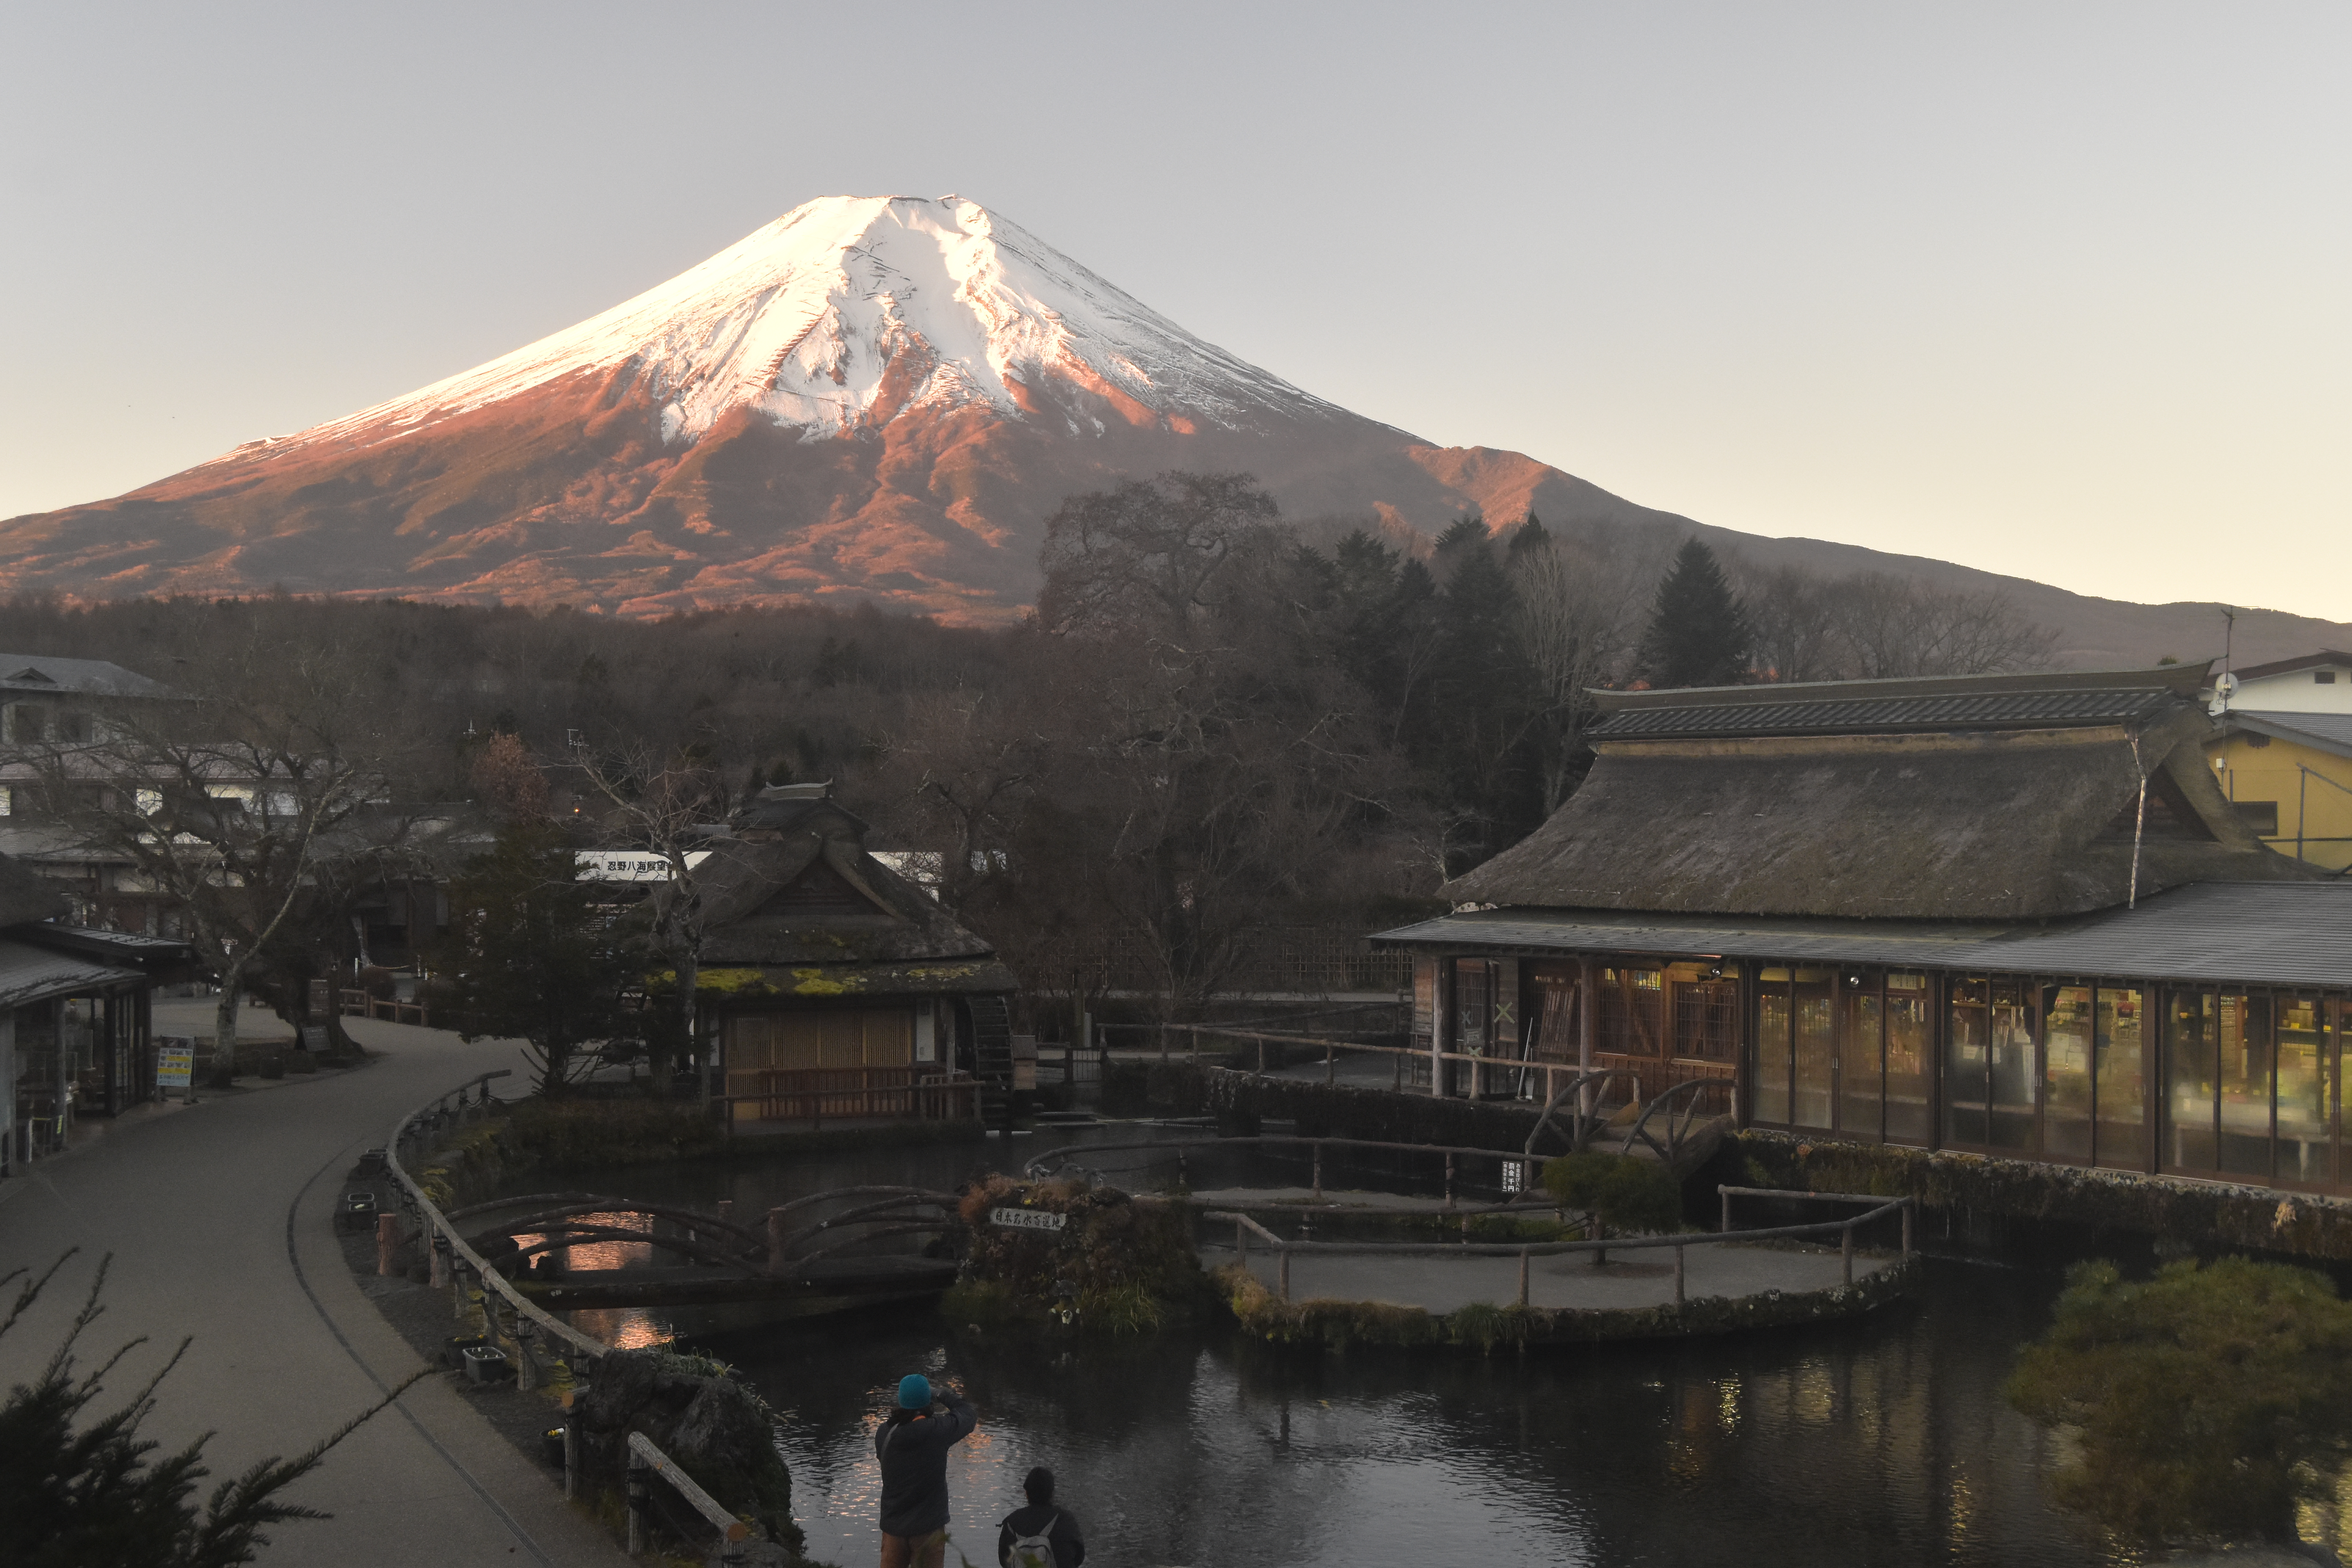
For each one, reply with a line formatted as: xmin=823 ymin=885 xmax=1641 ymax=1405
xmin=875 ymin=1374 xmax=978 ymax=1568
xmin=997 ymin=1466 xmax=1085 ymax=1568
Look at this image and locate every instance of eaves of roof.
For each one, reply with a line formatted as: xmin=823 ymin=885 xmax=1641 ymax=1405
xmin=2223 ymin=711 xmax=2352 ymax=763
xmin=1375 ymin=880 xmax=2352 ymax=993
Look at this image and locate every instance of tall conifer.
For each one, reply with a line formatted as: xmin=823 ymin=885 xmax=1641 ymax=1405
xmin=1641 ymin=539 xmax=1753 ymax=687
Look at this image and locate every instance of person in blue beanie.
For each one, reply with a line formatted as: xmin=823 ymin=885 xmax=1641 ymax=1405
xmin=875 ymin=1372 xmax=978 ymax=1568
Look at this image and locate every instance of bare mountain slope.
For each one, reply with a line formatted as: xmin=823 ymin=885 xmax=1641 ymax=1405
xmin=2 ymin=194 xmax=2339 ymax=666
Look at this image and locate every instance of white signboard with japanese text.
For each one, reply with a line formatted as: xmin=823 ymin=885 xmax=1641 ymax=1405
xmin=156 ymin=1038 xmax=194 ymax=1093
xmin=575 ymin=849 xmax=713 ymax=883
xmin=989 ymin=1207 xmax=1067 ymax=1233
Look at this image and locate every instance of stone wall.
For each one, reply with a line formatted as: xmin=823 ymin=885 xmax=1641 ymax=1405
xmin=1729 ymin=1131 xmax=2352 ymax=1264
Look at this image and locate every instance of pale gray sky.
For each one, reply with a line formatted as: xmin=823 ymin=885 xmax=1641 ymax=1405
xmin=4 ymin=2 xmax=2345 ymax=618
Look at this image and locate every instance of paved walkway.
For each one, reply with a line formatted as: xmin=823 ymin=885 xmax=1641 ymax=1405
xmin=0 ymin=1008 xmax=630 ymax=1567
xmin=1205 ymin=1238 xmax=1895 ymax=1313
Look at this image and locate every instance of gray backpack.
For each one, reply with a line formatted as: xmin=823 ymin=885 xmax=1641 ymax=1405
xmin=1006 ymin=1513 xmax=1060 ymax=1568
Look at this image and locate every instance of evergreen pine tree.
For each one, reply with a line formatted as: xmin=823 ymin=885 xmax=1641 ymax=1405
xmin=1641 ymin=539 xmax=1753 ymax=687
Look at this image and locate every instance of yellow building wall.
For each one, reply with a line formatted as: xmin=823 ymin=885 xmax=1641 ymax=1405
xmin=2205 ymin=732 xmax=2352 ymax=871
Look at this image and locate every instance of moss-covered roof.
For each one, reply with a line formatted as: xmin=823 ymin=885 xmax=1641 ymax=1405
xmin=1449 ymin=704 xmax=2325 ymax=921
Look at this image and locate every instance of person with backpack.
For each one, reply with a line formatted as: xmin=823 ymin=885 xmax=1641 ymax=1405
xmin=875 ymin=1373 xmax=978 ymax=1568
xmin=997 ymin=1466 xmax=1085 ymax=1568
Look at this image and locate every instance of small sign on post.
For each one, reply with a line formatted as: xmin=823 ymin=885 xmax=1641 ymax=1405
xmin=989 ymin=1207 xmax=1067 ymax=1233
xmin=156 ymin=1037 xmax=194 ymax=1099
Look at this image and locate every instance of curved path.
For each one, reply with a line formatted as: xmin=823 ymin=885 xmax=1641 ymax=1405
xmin=0 ymin=1007 xmax=631 ymax=1567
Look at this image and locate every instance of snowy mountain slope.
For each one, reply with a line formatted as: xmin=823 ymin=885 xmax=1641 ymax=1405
xmin=246 ymin=195 xmax=1340 ymax=464
xmin=2 ymin=192 xmax=2343 ymax=666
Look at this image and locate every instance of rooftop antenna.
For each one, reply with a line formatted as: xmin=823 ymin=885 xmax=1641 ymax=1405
xmin=2210 ymin=606 xmax=2240 ymax=716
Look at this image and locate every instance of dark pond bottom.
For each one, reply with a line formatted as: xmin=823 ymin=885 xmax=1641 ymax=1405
xmin=517 ymin=1133 xmax=2334 ymax=1566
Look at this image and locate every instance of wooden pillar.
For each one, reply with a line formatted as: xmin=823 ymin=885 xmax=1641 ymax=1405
xmin=1577 ymin=957 xmax=1596 ymax=1123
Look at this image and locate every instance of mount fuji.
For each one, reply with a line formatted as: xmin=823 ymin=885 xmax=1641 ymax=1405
xmin=5 ymin=194 xmax=2347 ymax=664
xmin=0 ymin=195 xmax=1684 ymax=619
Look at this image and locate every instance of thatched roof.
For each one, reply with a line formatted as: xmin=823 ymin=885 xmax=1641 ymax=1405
xmin=657 ymin=785 xmax=1010 ymax=995
xmin=684 ymin=834 xmax=1000 ymax=969
xmin=1449 ymin=698 xmax=2324 ymax=921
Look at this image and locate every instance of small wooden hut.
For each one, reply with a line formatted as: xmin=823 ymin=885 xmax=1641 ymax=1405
xmin=679 ymin=785 xmax=1013 ymax=1129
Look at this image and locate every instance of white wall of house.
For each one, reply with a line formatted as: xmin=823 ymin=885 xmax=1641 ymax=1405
xmin=2224 ymin=661 xmax=2352 ymax=714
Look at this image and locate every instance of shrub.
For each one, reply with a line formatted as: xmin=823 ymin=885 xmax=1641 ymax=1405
xmin=954 ymin=1177 xmax=1204 ymax=1330
xmin=1541 ymin=1151 xmax=1683 ymax=1235
xmin=2005 ymin=1256 xmax=2352 ymax=1546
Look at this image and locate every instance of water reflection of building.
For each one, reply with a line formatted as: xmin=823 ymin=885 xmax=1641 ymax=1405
xmin=1379 ymin=663 xmax=2352 ymax=1194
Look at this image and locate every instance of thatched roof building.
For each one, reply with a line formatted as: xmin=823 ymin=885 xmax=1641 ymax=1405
xmin=657 ymin=783 xmax=1011 ymax=1128
xmin=1446 ymin=664 xmax=2318 ymax=921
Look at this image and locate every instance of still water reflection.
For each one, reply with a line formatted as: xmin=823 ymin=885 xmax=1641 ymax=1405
xmin=732 ymin=1261 xmax=2120 ymax=1568
xmin=528 ymin=1136 xmax=2143 ymax=1566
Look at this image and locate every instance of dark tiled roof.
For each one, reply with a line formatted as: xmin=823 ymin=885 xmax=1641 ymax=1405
xmin=1588 ymin=687 xmax=2173 ymax=741
xmin=0 ymin=939 xmax=140 ymax=1007
xmin=1376 ymin=880 xmax=2352 ymax=991
xmin=0 ymin=654 xmax=173 ymax=699
xmin=2228 ymin=710 xmax=2352 ymax=760
xmin=2231 ymin=651 xmax=2352 ymax=682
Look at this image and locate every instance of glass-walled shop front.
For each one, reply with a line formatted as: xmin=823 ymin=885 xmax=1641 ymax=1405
xmin=1748 ymin=964 xmax=2352 ymax=1190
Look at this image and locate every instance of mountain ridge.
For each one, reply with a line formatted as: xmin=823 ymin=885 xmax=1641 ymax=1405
xmin=3 ymin=194 xmax=2342 ymax=668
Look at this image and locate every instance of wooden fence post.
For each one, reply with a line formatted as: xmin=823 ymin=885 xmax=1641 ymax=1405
xmin=1675 ymin=1243 xmax=1686 ymax=1309
xmin=1720 ymin=1188 xmax=1732 ymax=1233
xmin=1902 ymin=1200 xmax=1914 ymax=1258
xmin=1278 ymin=1247 xmax=1290 ymax=1303
xmin=626 ymin=1453 xmax=647 ymax=1555
xmin=1517 ymin=1247 xmax=1530 ymax=1309
xmin=1841 ymin=1222 xmax=1854 ymax=1287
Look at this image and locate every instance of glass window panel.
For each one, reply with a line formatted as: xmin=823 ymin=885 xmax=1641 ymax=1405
xmin=1755 ymin=975 xmax=1791 ymax=1124
xmin=2337 ymin=1002 xmax=2352 ymax=1192
xmin=2043 ymin=985 xmax=2094 ymax=1161
xmin=2094 ymin=987 xmax=2147 ymax=1170
xmin=1944 ymin=978 xmax=1989 ymax=1147
xmin=1455 ymin=960 xmax=1491 ymax=1051
xmin=1673 ymin=978 xmax=1739 ymax=1061
xmin=1840 ymin=975 xmax=1883 ymax=1141
xmin=1599 ymin=967 xmax=1664 ymax=1056
xmin=1989 ymin=982 xmax=2039 ymax=1152
xmin=1885 ymin=973 xmax=1933 ymax=1147
xmin=2276 ymin=997 xmax=2328 ymax=1186
xmin=2164 ymin=991 xmax=2218 ymax=1172
xmin=1792 ymin=968 xmax=1836 ymax=1131
xmin=2218 ymin=994 xmax=2274 ymax=1180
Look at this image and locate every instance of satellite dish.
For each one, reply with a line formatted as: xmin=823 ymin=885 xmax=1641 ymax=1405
xmin=2209 ymin=670 xmax=2239 ymax=717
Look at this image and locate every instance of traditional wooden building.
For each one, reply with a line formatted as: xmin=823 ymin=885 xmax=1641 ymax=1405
xmin=0 ymin=854 xmax=190 ymax=1174
xmin=1376 ymin=664 xmax=2352 ymax=1193
xmin=675 ymin=784 xmax=1014 ymax=1127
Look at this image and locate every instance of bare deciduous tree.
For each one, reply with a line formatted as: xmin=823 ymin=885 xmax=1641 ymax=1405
xmin=576 ymin=741 xmax=731 ymax=1102
xmin=44 ymin=637 xmax=395 ymax=1078
xmin=1507 ymin=525 xmax=1664 ymax=813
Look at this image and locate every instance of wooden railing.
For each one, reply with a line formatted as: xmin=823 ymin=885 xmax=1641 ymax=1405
xmin=724 ymin=1067 xmax=980 ymax=1128
xmin=1206 ymin=1185 xmax=1915 ymax=1307
xmin=341 ymin=987 xmax=430 ymax=1026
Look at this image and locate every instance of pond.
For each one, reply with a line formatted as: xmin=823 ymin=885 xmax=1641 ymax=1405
xmin=518 ymin=1132 xmax=2256 ymax=1567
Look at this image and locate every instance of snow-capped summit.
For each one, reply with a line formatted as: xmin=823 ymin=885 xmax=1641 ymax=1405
xmin=0 ymin=192 xmax=1682 ymax=621
xmin=279 ymin=195 xmax=1334 ymax=460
